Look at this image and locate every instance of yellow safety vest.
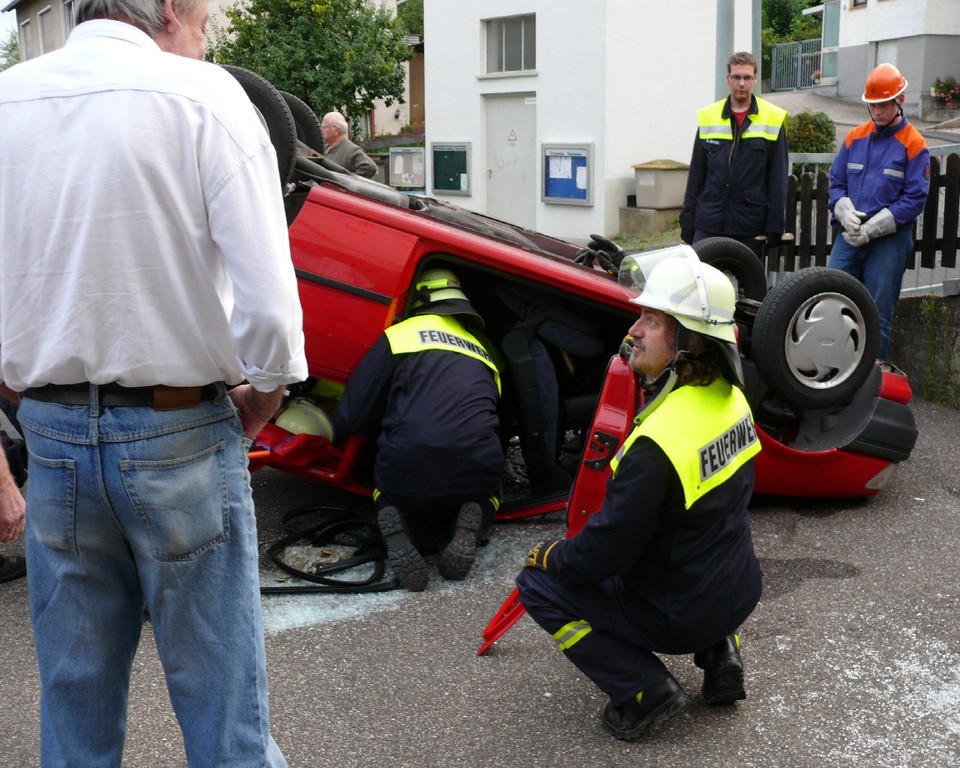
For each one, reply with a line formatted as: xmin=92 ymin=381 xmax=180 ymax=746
xmin=384 ymin=314 xmax=501 ymax=395
xmin=610 ymin=379 xmax=761 ymax=509
xmin=697 ymin=97 xmax=788 ymax=143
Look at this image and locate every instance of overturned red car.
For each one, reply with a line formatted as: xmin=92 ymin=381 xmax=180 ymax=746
xmin=227 ymin=67 xmax=918 ymax=525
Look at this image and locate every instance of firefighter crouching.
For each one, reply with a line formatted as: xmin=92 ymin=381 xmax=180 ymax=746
xmin=333 ymin=268 xmax=504 ymax=591
xmin=516 ymin=249 xmax=763 ymax=741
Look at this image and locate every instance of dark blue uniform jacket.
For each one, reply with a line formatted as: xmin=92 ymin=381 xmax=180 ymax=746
xmin=333 ymin=332 xmax=503 ymax=501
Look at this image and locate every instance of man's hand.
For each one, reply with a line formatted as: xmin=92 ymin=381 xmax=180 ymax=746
xmin=680 ymin=228 xmax=694 ymax=245
xmin=0 ymin=454 xmax=25 ymax=543
xmin=834 ymin=196 xmax=867 ymax=234
xmin=757 ymin=232 xmax=782 ymax=248
xmin=522 ymin=540 xmax=560 ymax=571
xmin=227 ymin=384 xmax=286 ymax=439
xmin=0 ymin=383 xmax=20 ymax=405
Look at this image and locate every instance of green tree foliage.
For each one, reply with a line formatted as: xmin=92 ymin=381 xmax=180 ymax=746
xmin=1 ymin=26 xmax=20 ymax=71
xmin=207 ymin=0 xmax=412 ymax=121
xmin=760 ymin=0 xmax=822 ymax=79
xmin=787 ymin=109 xmax=835 ymax=176
xmin=396 ymin=0 xmax=422 ymax=37
xmin=764 ymin=0 xmax=798 ymax=36
xmin=788 ymin=109 xmax=834 ymax=152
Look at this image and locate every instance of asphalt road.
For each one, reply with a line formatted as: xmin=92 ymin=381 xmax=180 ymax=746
xmin=1 ymin=395 xmax=959 ymax=767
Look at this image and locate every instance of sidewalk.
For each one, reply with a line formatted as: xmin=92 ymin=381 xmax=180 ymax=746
xmin=763 ymin=88 xmax=960 ymax=148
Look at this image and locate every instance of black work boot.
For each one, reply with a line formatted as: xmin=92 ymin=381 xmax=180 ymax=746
xmin=0 ymin=554 xmax=26 ymax=583
xmin=377 ymin=506 xmax=428 ymax=591
xmin=438 ymin=501 xmax=482 ymax=581
xmin=694 ymin=633 xmax=746 ymax=705
xmin=601 ymin=672 xmax=687 ymax=741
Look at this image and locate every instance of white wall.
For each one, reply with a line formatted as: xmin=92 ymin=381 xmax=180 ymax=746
xmin=425 ymin=0 xmax=757 ymax=241
xmin=841 ymin=0 xmax=960 ymax=46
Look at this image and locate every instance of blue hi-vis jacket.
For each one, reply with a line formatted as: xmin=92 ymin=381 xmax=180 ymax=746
xmin=680 ymin=95 xmax=789 ymax=238
xmin=828 ymin=117 xmax=930 ymax=228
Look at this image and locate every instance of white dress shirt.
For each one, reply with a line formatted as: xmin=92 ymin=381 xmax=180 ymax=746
xmin=0 ymin=20 xmax=307 ymax=392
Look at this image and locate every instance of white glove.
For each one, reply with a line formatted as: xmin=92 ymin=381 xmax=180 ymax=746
xmin=834 ymin=196 xmax=867 ymax=234
xmin=842 ymin=208 xmax=897 ymax=248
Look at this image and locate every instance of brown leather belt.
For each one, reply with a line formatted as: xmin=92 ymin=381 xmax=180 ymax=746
xmin=23 ymin=382 xmax=225 ymax=411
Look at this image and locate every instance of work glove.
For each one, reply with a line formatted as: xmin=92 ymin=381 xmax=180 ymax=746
xmin=680 ymin=228 xmax=694 ymax=245
xmin=842 ymin=208 xmax=897 ymax=248
xmin=587 ymin=234 xmax=627 ymax=270
xmin=833 ymin=196 xmax=867 ymax=234
xmin=522 ymin=540 xmax=560 ymax=571
xmin=575 ymin=247 xmax=617 ymax=275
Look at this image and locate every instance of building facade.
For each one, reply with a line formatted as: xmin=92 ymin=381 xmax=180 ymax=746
xmin=424 ymin=0 xmax=757 ymax=240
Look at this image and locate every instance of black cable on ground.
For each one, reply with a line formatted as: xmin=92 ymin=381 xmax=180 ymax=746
xmin=261 ymin=504 xmax=398 ymax=594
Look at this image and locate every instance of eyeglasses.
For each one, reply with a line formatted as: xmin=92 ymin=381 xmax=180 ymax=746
xmin=727 ymin=74 xmax=755 ymax=82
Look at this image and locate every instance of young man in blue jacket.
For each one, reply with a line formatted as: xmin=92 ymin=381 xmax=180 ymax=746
xmin=828 ymin=63 xmax=930 ymax=360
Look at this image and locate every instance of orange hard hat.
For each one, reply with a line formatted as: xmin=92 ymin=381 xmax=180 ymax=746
xmin=862 ymin=63 xmax=908 ymax=103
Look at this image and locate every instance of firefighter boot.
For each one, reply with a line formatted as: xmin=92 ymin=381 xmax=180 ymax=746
xmin=377 ymin=506 xmax=428 ymax=591
xmin=438 ymin=501 xmax=482 ymax=581
xmin=601 ymin=672 xmax=687 ymax=741
xmin=695 ymin=633 xmax=746 ymax=705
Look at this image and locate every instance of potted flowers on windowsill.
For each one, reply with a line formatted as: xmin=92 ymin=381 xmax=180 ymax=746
xmin=931 ymin=75 xmax=960 ymax=108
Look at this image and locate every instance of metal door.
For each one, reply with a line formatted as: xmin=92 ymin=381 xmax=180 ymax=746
xmin=485 ymin=93 xmax=536 ymax=228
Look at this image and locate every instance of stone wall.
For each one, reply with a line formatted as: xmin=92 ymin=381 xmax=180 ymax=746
xmin=920 ymin=94 xmax=960 ymax=124
xmin=889 ymin=293 xmax=960 ymax=407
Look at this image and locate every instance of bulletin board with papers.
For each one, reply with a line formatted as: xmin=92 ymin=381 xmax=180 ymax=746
xmin=542 ymin=143 xmax=594 ymax=206
xmin=388 ymin=147 xmax=425 ymax=189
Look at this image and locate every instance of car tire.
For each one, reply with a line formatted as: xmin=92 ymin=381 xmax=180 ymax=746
xmin=220 ymin=65 xmax=297 ymax=187
xmin=752 ymin=267 xmax=880 ymax=408
xmin=693 ymin=237 xmax=767 ymax=300
xmin=280 ymin=90 xmax=325 ymax=154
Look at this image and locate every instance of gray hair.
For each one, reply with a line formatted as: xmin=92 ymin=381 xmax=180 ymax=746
xmin=324 ymin=112 xmax=348 ymax=134
xmin=75 ymin=0 xmax=169 ymax=36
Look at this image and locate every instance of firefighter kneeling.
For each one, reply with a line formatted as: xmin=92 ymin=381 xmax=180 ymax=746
xmin=516 ymin=248 xmax=762 ymax=741
xmin=333 ymin=268 xmax=504 ymax=591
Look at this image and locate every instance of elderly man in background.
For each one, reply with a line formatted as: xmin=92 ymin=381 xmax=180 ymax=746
xmin=0 ymin=0 xmax=306 ymax=764
xmin=322 ymin=110 xmax=378 ymax=178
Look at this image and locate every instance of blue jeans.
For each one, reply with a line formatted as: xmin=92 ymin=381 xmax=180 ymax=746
xmin=19 ymin=393 xmax=287 ymax=768
xmin=828 ymin=227 xmax=913 ymax=360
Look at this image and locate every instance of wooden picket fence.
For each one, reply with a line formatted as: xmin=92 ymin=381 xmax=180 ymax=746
xmin=768 ymin=151 xmax=960 ymax=276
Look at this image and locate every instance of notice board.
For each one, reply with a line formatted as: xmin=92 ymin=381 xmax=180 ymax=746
xmin=542 ymin=143 xmax=594 ymax=206
xmin=389 ymin=147 xmax=425 ymax=189
xmin=431 ymin=143 xmax=471 ymax=195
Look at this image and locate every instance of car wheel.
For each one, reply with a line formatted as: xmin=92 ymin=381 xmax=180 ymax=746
xmin=693 ymin=237 xmax=767 ymax=300
xmin=220 ymin=65 xmax=297 ymax=187
xmin=752 ymin=267 xmax=880 ymax=408
xmin=280 ymin=90 xmax=325 ymax=154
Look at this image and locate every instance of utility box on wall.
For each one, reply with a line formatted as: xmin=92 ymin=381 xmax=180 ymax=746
xmin=632 ymin=159 xmax=689 ymax=210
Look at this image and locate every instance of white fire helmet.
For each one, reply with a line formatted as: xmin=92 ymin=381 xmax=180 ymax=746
xmin=618 ymin=245 xmax=744 ymax=387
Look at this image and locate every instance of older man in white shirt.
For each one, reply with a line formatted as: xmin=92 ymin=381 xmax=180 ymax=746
xmin=0 ymin=0 xmax=306 ymax=764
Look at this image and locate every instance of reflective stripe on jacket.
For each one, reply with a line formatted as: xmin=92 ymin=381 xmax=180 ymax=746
xmin=611 ymin=378 xmax=760 ymax=509
xmin=384 ymin=314 xmax=501 ymax=394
